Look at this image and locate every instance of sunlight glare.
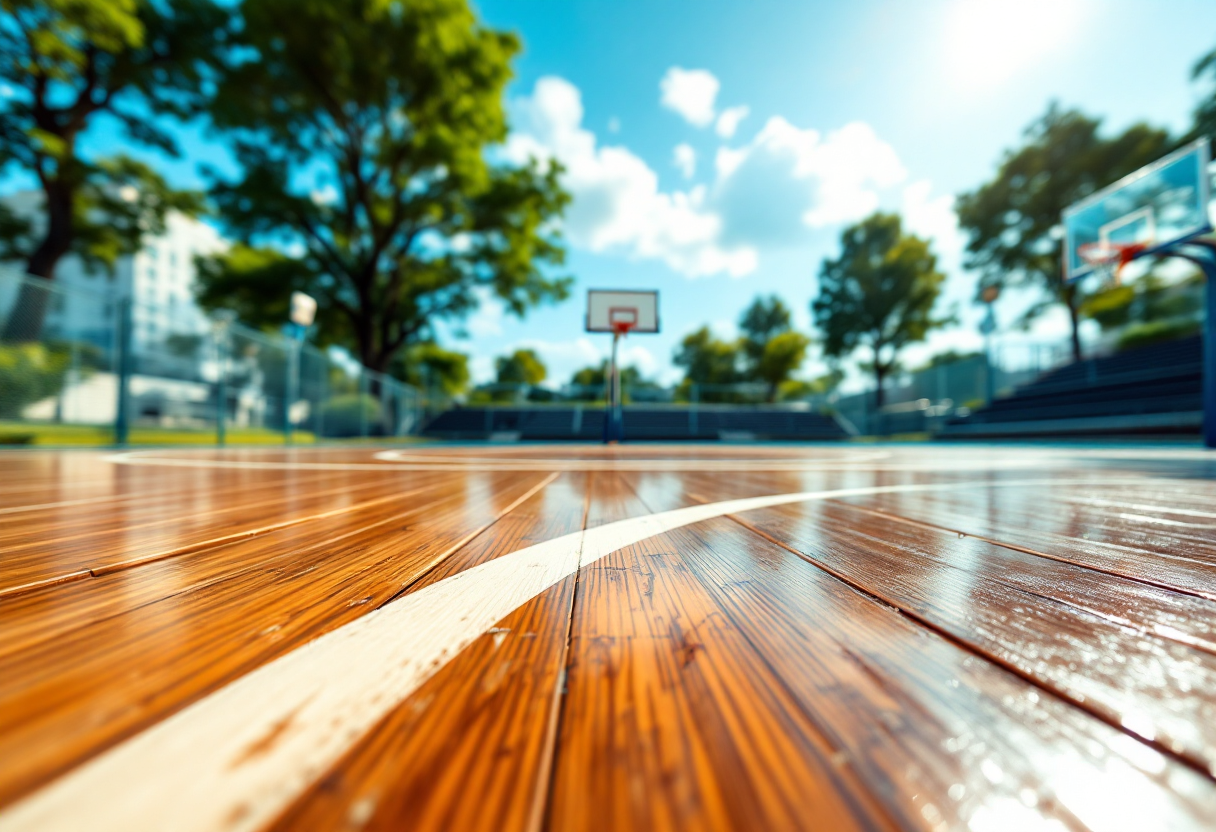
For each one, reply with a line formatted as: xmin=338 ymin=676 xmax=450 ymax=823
xmin=943 ymin=0 xmax=1087 ymax=89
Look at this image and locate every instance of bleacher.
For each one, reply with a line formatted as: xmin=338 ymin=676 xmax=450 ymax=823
xmin=422 ymin=406 xmax=848 ymax=441
xmin=940 ymin=336 xmax=1202 ymax=438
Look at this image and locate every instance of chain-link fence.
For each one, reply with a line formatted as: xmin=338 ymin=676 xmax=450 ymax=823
xmin=0 ymin=270 xmax=423 ymax=446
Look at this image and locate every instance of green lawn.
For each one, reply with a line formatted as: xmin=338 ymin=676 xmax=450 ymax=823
xmin=0 ymin=421 xmax=315 ymax=447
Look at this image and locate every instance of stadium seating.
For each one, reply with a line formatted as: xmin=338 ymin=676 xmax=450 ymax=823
xmin=422 ymin=406 xmax=848 ymax=441
xmin=940 ymin=336 xmax=1202 ymax=438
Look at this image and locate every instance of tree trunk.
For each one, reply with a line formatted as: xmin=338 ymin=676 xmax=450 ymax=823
xmin=1065 ymin=288 xmax=1083 ymax=362
xmin=873 ymin=365 xmax=885 ymax=409
xmin=1 ymin=180 xmax=75 ymax=342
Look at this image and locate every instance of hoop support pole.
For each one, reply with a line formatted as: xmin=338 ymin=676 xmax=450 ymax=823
xmin=1163 ymin=240 xmax=1216 ymax=448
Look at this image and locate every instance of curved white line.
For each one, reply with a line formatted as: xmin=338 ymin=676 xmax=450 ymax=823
xmin=0 ymin=477 xmax=1139 ymax=832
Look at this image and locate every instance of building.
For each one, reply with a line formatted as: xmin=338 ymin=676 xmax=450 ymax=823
xmin=1 ymin=190 xmax=227 ymax=348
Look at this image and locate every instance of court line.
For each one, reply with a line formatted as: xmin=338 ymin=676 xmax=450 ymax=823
xmin=0 ymin=477 xmax=1147 ymax=832
xmin=103 ymin=447 xmax=1087 ymax=473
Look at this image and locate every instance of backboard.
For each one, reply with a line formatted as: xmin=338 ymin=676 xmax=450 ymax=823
xmin=1062 ymin=137 xmax=1213 ymax=282
xmin=586 ymin=290 xmax=659 ymax=334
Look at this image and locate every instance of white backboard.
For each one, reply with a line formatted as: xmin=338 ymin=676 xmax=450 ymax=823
xmin=586 ymin=290 xmax=659 ymax=333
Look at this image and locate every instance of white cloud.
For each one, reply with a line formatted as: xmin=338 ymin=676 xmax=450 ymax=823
xmin=505 ymin=76 xmax=756 ymax=278
xmin=464 ymin=288 xmax=505 ymax=338
xmin=607 ymin=116 xmax=621 ymax=133
xmin=673 ymin=143 xmax=697 ymax=179
xmin=715 ymin=105 xmax=750 ymax=139
xmin=505 ymin=76 xmax=920 ymax=279
xmin=310 ymin=185 xmax=339 ymax=206
xmin=901 ymin=180 xmax=963 ymax=275
xmin=659 ymin=67 xmax=719 ymax=128
xmin=713 ymin=117 xmax=907 ymax=246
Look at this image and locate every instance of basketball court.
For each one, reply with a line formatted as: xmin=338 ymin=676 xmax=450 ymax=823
xmin=2 ymin=442 xmax=1216 ymax=831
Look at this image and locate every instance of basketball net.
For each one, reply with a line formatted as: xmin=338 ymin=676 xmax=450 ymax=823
xmin=611 ymin=321 xmax=634 ymax=337
xmin=1077 ymin=241 xmax=1147 ymax=285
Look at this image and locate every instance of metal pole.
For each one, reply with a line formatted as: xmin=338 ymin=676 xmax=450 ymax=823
xmin=114 ymin=296 xmax=133 ymax=446
xmin=1164 ymin=243 xmax=1216 ymax=448
xmin=604 ymin=331 xmax=622 ymax=443
xmin=985 ymin=332 xmax=994 ymax=404
xmin=285 ymin=339 xmax=299 ymax=445
xmin=216 ymin=345 xmax=227 ymax=447
xmin=612 ymin=331 xmax=622 ymax=441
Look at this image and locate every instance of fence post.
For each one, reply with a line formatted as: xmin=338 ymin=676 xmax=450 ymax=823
xmin=359 ymin=372 xmax=369 ymax=438
xmin=114 ymin=296 xmax=133 ymax=446
xmin=690 ymin=384 xmax=699 ymax=435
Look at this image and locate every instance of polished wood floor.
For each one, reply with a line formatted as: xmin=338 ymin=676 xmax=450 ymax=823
xmin=2 ymin=443 xmax=1216 ymax=831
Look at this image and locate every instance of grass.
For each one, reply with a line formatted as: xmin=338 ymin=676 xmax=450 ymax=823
xmin=0 ymin=421 xmax=316 ymax=447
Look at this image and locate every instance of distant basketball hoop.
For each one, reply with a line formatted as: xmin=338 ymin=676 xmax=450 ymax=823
xmin=586 ymin=290 xmax=659 ymax=443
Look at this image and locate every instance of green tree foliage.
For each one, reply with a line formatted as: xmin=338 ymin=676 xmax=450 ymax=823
xmin=734 ymin=295 xmax=813 ymax=400
xmin=1080 ymin=272 xmax=1203 ymax=332
xmin=812 ymin=213 xmax=947 ymax=406
xmin=673 ymin=326 xmax=740 ymax=387
xmin=755 ymin=330 xmax=811 ymax=401
xmin=955 ymin=104 xmax=1172 ymax=360
xmin=913 ymin=350 xmax=983 ymax=372
xmin=495 ymin=348 xmax=546 ymax=386
xmin=0 ymin=342 xmax=70 ymax=417
xmin=1191 ymin=46 xmax=1216 ymax=141
xmin=197 ymin=0 xmax=571 ymax=374
xmin=394 ymin=342 xmax=470 ymax=396
xmin=0 ymin=0 xmax=226 ymax=338
xmin=568 ymin=362 xmax=653 ymax=402
xmin=738 ymin=295 xmax=792 ymax=372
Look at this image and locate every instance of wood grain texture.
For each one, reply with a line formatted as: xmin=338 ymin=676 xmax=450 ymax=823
xmin=0 ymin=469 xmax=550 ymax=804
xmin=546 ymin=474 xmax=892 ymax=832
xmin=265 ymin=473 xmax=590 ymax=832
xmin=624 ymin=473 xmax=1216 ymax=831
xmin=2 ymin=444 xmax=1216 ymax=832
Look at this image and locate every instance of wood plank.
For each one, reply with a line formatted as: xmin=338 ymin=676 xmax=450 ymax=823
xmin=546 ymin=474 xmax=890 ymax=832
xmin=0 ymin=470 xmax=439 ymax=598
xmin=718 ymin=497 xmax=1216 ymax=774
xmin=0 ymin=472 xmax=550 ymax=805
xmin=0 ymin=474 xmax=454 ymax=660
xmin=834 ymin=483 xmax=1216 ymax=601
xmin=265 ymin=473 xmax=589 ymax=832
xmin=623 ymin=473 xmax=1216 ymax=831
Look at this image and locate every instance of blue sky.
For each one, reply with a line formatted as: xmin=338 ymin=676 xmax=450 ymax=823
xmin=5 ymin=0 xmax=1216 ymax=388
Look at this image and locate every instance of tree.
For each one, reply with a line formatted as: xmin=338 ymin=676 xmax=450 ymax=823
xmin=569 ymin=362 xmax=652 ymax=401
xmin=738 ymin=295 xmax=792 ymax=372
xmin=394 ymin=341 xmax=470 ymax=396
xmin=955 ymin=104 xmax=1172 ymax=360
xmin=1191 ymin=46 xmax=1216 ymax=141
xmin=495 ymin=348 xmax=546 ymax=386
xmin=737 ymin=295 xmax=809 ymax=401
xmin=813 ymin=213 xmax=947 ymax=407
xmin=756 ymin=330 xmax=811 ymax=401
xmin=0 ymin=0 xmax=227 ymax=339
xmin=197 ymin=0 xmax=570 ymax=375
xmin=673 ymin=326 xmax=740 ymax=386
xmin=673 ymin=325 xmax=743 ymax=402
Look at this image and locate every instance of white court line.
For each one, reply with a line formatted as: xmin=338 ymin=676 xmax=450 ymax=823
xmin=0 ymin=477 xmax=1148 ymax=832
xmin=102 ymin=447 xmax=1089 ymax=473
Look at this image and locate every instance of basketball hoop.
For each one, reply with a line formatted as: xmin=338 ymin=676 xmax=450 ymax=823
xmin=608 ymin=307 xmax=638 ymax=336
xmin=1077 ymin=241 xmax=1148 ymax=284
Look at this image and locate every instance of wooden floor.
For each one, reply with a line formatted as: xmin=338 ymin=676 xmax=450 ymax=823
xmin=3 ymin=443 xmax=1216 ymax=831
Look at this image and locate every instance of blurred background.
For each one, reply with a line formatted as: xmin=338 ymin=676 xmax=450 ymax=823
xmin=1 ymin=0 xmax=1214 ymax=445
